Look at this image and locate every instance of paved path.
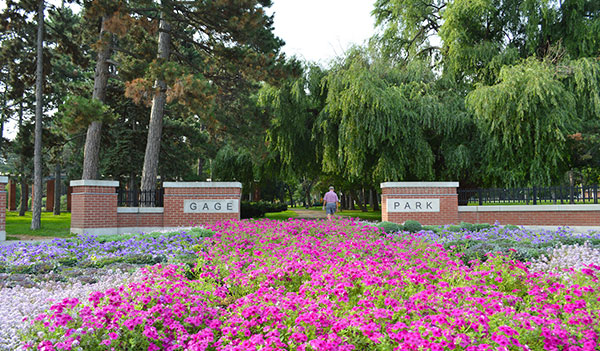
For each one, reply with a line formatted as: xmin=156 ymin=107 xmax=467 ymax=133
xmin=290 ymin=208 xmax=327 ymax=219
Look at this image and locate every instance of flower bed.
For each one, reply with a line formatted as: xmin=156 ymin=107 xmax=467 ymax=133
xmin=0 ymin=228 xmax=214 ymax=273
xmin=415 ymin=225 xmax=600 ymax=273
xmin=16 ymin=219 xmax=599 ymax=350
xmin=0 ymin=268 xmax=144 ymax=351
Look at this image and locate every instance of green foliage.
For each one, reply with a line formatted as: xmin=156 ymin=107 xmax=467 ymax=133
xmin=320 ymin=48 xmax=474 ymax=183
xmin=372 ymin=0 xmax=445 ymax=63
xmin=447 ymin=225 xmax=462 ymax=232
xmin=422 ymin=225 xmax=443 ymax=233
xmin=370 ymin=0 xmax=600 ymax=187
xmin=467 ymin=58 xmax=580 ymax=186
xmin=459 ymin=222 xmax=475 ymax=232
xmin=376 ymin=221 xmax=402 ymax=234
xmin=212 ymin=145 xmax=255 ymax=190
xmin=474 ymin=223 xmax=491 ymax=230
xmin=402 ymin=220 xmax=422 ymax=233
xmin=258 ymin=64 xmax=324 ymax=188
xmin=59 ymin=95 xmax=117 ymax=132
xmin=241 ymin=201 xmax=288 ymax=219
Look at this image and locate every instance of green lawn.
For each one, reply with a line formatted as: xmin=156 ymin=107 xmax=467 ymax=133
xmin=265 ymin=210 xmax=299 ymax=220
xmin=289 ymin=205 xmax=382 ymax=221
xmin=6 ymin=211 xmax=73 ymax=239
xmin=337 ymin=209 xmax=381 ymax=221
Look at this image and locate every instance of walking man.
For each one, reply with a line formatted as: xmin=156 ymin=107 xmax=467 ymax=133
xmin=323 ymin=186 xmax=339 ymax=221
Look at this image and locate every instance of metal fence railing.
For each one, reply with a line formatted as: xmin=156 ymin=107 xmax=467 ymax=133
xmin=458 ymin=184 xmax=599 ymax=206
xmin=117 ymin=188 xmax=164 ymax=207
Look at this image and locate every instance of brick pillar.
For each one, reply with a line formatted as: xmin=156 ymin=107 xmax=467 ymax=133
xmin=67 ymin=186 xmax=72 ymax=212
xmin=163 ymin=182 xmax=242 ymax=228
xmin=46 ymin=179 xmax=55 ymax=212
xmin=381 ymin=182 xmax=459 ymax=225
xmin=8 ymin=180 xmax=16 ymax=211
xmin=70 ymin=180 xmax=119 ymax=236
xmin=0 ymin=176 xmax=8 ymax=240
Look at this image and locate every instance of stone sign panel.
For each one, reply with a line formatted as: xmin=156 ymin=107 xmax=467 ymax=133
xmin=184 ymin=199 xmax=239 ymax=213
xmin=386 ymin=198 xmax=440 ymax=212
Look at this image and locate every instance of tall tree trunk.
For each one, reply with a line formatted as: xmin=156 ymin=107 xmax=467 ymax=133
xmin=348 ymin=191 xmax=356 ymax=210
xmin=0 ymin=90 xmax=4 ymax=155
xmin=285 ymin=183 xmax=294 ymax=207
xmin=371 ymin=187 xmax=380 ymax=211
xmin=31 ymin=0 xmax=44 ymax=230
xmin=19 ymin=181 xmax=27 ymax=216
xmin=353 ymin=189 xmax=365 ymax=212
xmin=140 ymin=13 xmax=171 ymax=195
xmin=18 ymin=102 xmax=26 ymax=216
xmin=197 ymin=157 xmax=204 ymax=177
xmin=359 ymin=188 xmax=367 ymax=212
xmin=53 ymin=162 xmax=61 ymax=215
xmin=82 ymin=16 xmax=112 ymax=180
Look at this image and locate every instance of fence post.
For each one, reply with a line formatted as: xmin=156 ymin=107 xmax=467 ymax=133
xmin=532 ymin=186 xmax=537 ymax=205
xmin=595 ymin=184 xmax=598 ymax=204
xmin=133 ymin=188 xmax=139 ymax=207
xmin=478 ymin=189 xmax=483 ymax=205
xmin=569 ymin=184 xmax=574 ymax=204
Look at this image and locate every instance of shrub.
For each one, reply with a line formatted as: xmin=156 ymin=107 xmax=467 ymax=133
xmin=403 ymin=220 xmax=422 ymax=233
xmin=376 ymin=221 xmax=402 ymax=234
xmin=241 ymin=201 xmax=288 ymax=219
xmin=447 ymin=225 xmax=462 ymax=232
xmin=422 ymin=225 xmax=442 ymax=233
xmin=241 ymin=202 xmax=267 ymax=219
xmin=474 ymin=223 xmax=491 ymax=230
xmin=459 ymin=222 xmax=475 ymax=231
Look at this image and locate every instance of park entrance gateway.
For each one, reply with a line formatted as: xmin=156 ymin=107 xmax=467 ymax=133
xmin=381 ymin=181 xmax=600 ymax=227
xmin=70 ymin=180 xmax=241 ymax=235
xmin=381 ymin=182 xmax=459 ymax=225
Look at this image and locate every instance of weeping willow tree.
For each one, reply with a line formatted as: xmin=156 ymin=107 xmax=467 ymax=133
xmin=258 ymin=63 xmax=325 ymax=206
xmin=212 ymin=145 xmax=254 ymax=191
xmin=318 ymin=47 xmax=476 ymax=183
xmin=467 ymin=57 xmax=600 ymax=186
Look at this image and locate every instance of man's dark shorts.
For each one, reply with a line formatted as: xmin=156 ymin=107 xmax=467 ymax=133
xmin=326 ymin=202 xmax=336 ymax=215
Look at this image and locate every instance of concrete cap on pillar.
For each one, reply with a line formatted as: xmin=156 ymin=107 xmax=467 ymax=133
xmin=163 ymin=182 xmax=242 ymax=188
xmin=70 ymin=180 xmax=120 ymax=187
xmin=380 ymin=182 xmax=459 ymax=188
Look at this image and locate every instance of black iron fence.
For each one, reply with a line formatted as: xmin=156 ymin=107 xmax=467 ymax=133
xmin=117 ymin=188 xmax=164 ymax=207
xmin=458 ymin=184 xmax=600 ymax=205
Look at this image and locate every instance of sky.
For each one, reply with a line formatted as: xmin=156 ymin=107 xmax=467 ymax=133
xmin=269 ymin=1 xmax=377 ymax=65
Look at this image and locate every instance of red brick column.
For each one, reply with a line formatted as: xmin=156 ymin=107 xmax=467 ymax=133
xmin=70 ymin=180 xmax=119 ymax=236
xmin=8 ymin=180 xmax=16 ymax=211
xmin=381 ymin=182 xmax=459 ymax=225
xmin=0 ymin=176 xmax=8 ymax=240
xmin=163 ymin=182 xmax=242 ymax=228
xmin=46 ymin=179 xmax=55 ymax=212
xmin=67 ymin=186 xmax=72 ymax=212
